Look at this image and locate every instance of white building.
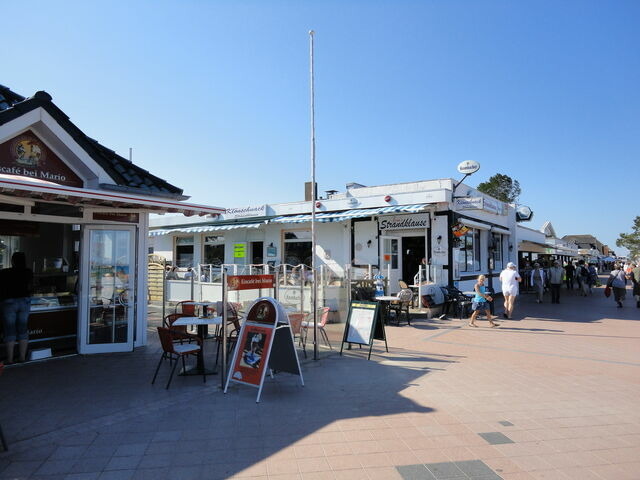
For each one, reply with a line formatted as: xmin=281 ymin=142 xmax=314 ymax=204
xmin=150 ymin=179 xmax=518 ymax=295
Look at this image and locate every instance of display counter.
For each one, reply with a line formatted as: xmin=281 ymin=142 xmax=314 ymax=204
xmin=26 ymin=293 xmax=78 ymax=353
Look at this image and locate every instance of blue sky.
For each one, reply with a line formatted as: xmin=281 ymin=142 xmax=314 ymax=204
xmin=2 ymin=0 xmax=638 ymax=254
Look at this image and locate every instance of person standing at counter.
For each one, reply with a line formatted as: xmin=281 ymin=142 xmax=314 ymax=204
xmin=1 ymin=252 xmax=33 ymax=364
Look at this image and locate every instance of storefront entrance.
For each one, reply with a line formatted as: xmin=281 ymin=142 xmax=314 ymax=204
xmin=402 ymin=236 xmax=425 ymax=285
xmin=79 ymin=226 xmax=136 ymax=354
xmin=381 ymin=234 xmax=427 ymax=293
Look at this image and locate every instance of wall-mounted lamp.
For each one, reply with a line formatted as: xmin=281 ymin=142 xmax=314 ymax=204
xmin=367 ymin=239 xmax=372 ymax=248
xmin=315 ymin=201 xmax=322 ymax=208
xmin=269 ymin=242 xmax=274 ymax=248
xmin=509 ymin=244 xmax=514 ymax=251
xmin=436 ymin=235 xmax=442 ymax=245
xmin=384 ymin=195 xmax=392 ymax=202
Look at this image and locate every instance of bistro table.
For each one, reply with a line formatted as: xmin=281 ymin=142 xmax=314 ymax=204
xmin=374 ymin=295 xmax=399 ymax=325
xmin=172 ymin=316 xmax=222 ymax=376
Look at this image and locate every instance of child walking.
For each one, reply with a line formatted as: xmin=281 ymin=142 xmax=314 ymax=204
xmin=469 ymin=274 xmax=499 ymax=327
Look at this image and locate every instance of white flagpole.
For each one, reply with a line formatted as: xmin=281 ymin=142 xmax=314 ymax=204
xmin=309 ymin=30 xmax=318 ymax=361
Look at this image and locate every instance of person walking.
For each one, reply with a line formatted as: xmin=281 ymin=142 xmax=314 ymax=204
xmin=468 ymin=275 xmax=499 ymax=327
xmin=499 ymin=262 xmax=521 ymax=319
xmin=0 ymin=252 xmax=33 ymax=364
xmin=548 ymin=260 xmax=564 ymax=304
xmin=630 ymin=263 xmax=640 ymax=309
xmin=564 ymin=261 xmax=575 ymax=290
xmin=577 ymin=260 xmax=590 ymax=296
xmin=530 ymin=263 xmax=546 ymax=303
xmin=607 ymin=265 xmax=628 ymax=308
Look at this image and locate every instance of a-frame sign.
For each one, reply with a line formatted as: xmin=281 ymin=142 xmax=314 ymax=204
xmin=340 ymin=301 xmax=388 ymax=360
xmin=224 ymin=297 xmax=304 ymax=402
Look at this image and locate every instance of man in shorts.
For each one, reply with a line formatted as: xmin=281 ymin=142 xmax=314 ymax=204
xmin=499 ymin=262 xmax=522 ymax=319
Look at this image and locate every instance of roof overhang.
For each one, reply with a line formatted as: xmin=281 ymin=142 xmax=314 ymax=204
xmin=0 ymin=175 xmax=224 ymax=217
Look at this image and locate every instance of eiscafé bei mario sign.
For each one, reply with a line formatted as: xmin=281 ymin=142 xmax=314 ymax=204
xmin=0 ymin=131 xmax=83 ymax=187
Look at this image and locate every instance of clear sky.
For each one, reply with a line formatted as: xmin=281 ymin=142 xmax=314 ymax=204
xmin=2 ymin=0 xmax=638 ymax=254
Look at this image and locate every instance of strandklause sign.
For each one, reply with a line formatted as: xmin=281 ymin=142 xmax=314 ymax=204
xmin=378 ymin=213 xmax=429 ymax=231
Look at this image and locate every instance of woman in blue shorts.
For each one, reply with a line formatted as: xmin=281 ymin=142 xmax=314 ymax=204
xmin=468 ymin=274 xmax=499 ymax=328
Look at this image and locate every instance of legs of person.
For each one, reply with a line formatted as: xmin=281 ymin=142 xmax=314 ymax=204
xmin=2 ymin=300 xmax=17 ymax=364
xmin=469 ymin=308 xmax=479 ymax=327
xmin=16 ymin=298 xmax=30 ymax=362
xmin=503 ymin=294 xmax=509 ymax=317
xmin=551 ymin=284 xmax=560 ymax=303
xmin=486 ymin=307 xmax=498 ymax=326
xmin=534 ymin=282 xmax=543 ymax=302
xmin=507 ymin=295 xmax=517 ymax=318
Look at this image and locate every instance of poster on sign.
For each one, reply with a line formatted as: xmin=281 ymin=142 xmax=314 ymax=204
xmin=224 ymin=297 xmax=304 ymax=402
xmin=230 ymin=323 xmax=273 ymax=387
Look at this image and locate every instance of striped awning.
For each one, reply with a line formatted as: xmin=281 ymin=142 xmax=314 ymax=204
xmin=149 ymin=222 xmax=264 ymax=236
xmin=271 ymin=204 xmax=429 ymax=224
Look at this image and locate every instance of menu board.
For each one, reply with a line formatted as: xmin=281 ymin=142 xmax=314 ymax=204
xmin=345 ymin=301 xmax=378 ymax=345
xmin=341 ymin=301 xmax=388 ymax=360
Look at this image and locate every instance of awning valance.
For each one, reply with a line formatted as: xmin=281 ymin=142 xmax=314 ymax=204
xmin=0 ymin=176 xmax=224 ymax=217
xmin=271 ymin=203 xmax=429 ymax=224
xmin=149 ymin=222 xmax=264 ymax=236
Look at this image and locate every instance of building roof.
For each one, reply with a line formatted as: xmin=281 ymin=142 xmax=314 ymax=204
xmin=562 ymin=234 xmax=603 ymax=251
xmin=0 ymin=85 xmax=185 ymax=199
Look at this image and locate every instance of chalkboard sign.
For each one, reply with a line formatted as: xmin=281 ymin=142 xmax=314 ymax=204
xmin=340 ymin=301 xmax=388 ymax=360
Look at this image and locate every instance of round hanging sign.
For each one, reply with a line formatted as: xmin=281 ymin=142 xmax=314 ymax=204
xmin=457 ymin=160 xmax=480 ymax=174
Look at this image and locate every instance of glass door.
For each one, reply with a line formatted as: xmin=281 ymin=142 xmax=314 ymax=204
xmin=79 ymin=226 xmax=136 ymax=353
xmin=380 ymin=236 xmax=401 ymax=294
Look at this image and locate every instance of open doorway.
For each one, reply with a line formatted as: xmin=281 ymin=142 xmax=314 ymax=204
xmin=402 ymin=236 xmax=425 ymax=285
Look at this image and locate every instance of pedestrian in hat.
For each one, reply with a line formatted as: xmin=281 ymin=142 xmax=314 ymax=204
xmin=499 ymin=262 xmax=521 ymax=319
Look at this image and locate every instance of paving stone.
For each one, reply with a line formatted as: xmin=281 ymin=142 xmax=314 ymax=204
xmin=454 ymin=460 xmax=497 ymax=477
xmin=105 ymin=456 xmax=142 ymax=471
xmin=113 ymin=444 xmax=148 ymax=457
xmin=498 ymin=421 xmax=513 ymax=427
xmin=0 ymin=460 xmax=43 ymax=478
xmin=70 ymin=457 xmax=111 ymax=474
xmin=35 ymin=459 xmax=74 ymax=476
xmin=64 ymin=473 xmax=101 ymax=480
xmin=97 ymin=469 xmax=135 ymax=480
xmin=424 ymin=461 xmax=466 ymax=479
xmin=477 ymin=432 xmax=514 ymax=445
xmin=396 ymin=464 xmax=436 ymax=479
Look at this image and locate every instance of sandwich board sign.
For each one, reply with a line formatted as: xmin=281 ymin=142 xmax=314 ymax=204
xmin=224 ymin=297 xmax=303 ymax=402
xmin=340 ymin=301 xmax=388 ymax=360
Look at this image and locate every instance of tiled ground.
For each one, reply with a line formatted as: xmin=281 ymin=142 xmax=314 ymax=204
xmin=0 ymin=282 xmax=638 ymax=479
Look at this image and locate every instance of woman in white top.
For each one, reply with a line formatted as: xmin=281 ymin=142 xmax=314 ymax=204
xmin=499 ymin=262 xmax=522 ymax=319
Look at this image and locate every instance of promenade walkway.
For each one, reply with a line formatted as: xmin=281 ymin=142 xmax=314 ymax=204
xmin=0 ymin=282 xmax=638 ymax=479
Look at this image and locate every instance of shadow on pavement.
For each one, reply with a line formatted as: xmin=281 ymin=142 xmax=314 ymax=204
xmin=0 ymin=327 xmax=454 ymax=479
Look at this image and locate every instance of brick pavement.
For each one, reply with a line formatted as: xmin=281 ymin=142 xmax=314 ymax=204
xmin=0 ymin=283 xmax=638 ymax=479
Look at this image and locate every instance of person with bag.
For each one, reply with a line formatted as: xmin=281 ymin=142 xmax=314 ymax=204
xmin=607 ymin=264 xmax=628 ymax=308
xmin=530 ymin=263 xmax=546 ymax=303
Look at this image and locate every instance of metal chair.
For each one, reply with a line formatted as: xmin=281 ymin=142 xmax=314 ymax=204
xmin=301 ymin=307 xmax=332 ymax=349
xmin=152 ymin=327 xmax=204 ymax=389
xmin=389 ymin=288 xmax=413 ymax=325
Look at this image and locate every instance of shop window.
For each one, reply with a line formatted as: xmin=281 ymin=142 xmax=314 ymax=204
xmin=175 ymin=236 xmax=194 ymax=268
xmin=491 ymin=233 xmax=503 ymax=270
xmin=460 ymin=228 xmax=481 ymax=272
xmin=203 ymin=235 xmax=225 ymax=266
xmin=283 ymin=230 xmax=312 ymax=266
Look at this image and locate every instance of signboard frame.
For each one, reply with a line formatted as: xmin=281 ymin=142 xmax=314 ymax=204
xmin=340 ymin=301 xmax=388 ymax=360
